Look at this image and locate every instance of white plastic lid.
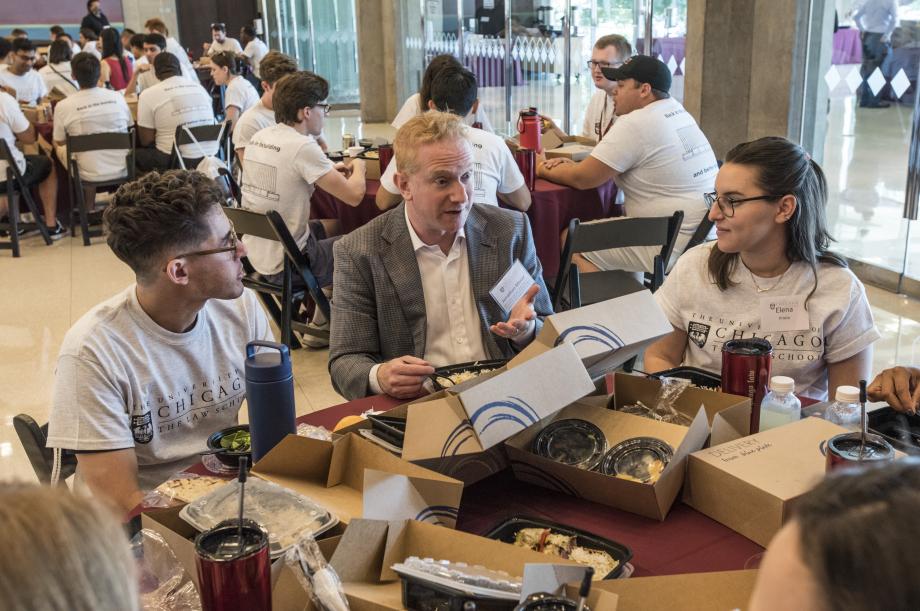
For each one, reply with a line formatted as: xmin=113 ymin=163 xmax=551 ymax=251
xmin=835 ymin=385 xmax=860 ymax=403
xmin=770 ymin=376 xmax=795 ymax=393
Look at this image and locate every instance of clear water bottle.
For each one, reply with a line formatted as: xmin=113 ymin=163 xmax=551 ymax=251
xmin=759 ymin=376 xmax=802 ymax=431
xmin=824 ymin=385 xmax=861 ymax=431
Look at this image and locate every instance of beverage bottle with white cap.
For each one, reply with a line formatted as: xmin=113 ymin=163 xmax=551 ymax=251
xmin=759 ymin=376 xmax=802 ymax=431
xmin=823 ymin=385 xmax=861 ymax=431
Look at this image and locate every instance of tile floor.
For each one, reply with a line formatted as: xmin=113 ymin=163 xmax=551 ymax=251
xmin=3 ymin=111 xmax=920 ymax=485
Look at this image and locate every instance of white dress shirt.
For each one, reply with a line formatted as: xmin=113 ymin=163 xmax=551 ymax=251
xmin=852 ymin=0 xmax=898 ymax=37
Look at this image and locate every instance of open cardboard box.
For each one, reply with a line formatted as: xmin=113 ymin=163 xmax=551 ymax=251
xmin=506 ymin=127 xmax=595 ymax=160
xmin=683 ymin=416 xmax=851 ymax=547
xmin=273 ymin=518 xmax=618 ymax=611
xmin=579 ymin=569 xmax=758 ymax=611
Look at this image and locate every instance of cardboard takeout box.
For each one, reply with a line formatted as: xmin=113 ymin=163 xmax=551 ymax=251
xmin=580 ymin=569 xmax=758 ymax=611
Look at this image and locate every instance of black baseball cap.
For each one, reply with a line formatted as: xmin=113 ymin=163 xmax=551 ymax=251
xmin=601 ymin=55 xmax=672 ymax=93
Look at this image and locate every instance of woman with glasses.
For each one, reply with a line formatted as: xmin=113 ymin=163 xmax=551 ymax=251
xmin=645 ymin=136 xmax=878 ymax=400
xmin=209 ymin=51 xmax=259 ymax=125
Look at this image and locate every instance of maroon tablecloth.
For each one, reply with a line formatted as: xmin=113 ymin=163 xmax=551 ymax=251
xmin=310 ymin=178 xmax=620 ymax=281
xmin=468 ymin=55 xmax=524 ymax=87
xmin=833 ymin=28 xmax=862 ymax=65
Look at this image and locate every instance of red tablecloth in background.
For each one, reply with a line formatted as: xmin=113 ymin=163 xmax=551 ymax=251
xmin=833 ymin=28 xmax=862 ymax=65
xmin=310 ymin=178 xmax=620 ymax=281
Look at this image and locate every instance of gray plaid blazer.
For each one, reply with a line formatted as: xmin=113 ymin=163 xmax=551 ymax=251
xmin=328 ymin=202 xmax=553 ymax=400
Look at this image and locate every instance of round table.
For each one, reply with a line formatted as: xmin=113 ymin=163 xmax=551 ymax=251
xmin=310 ymin=178 xmax=621 ymax=281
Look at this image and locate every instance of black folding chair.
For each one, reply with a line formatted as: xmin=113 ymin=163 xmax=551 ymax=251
xmin=223 ymin=206 xmax=331 ymax=350
xmin=13 ymin=414 xmax=77 ymax=486
xmin=0 ymin=140 xmax=53 ymax=257
xmin=65 ymin=129 xmax=135 ymax=246
xmin=684 ymin=214 xmax=715 ymax=252
xmin=170 ymin=122 xmax=231 ymax=169
xmin=217 ymin=166 xmax=242 ymax=206
xmin=554 ymin=211 xmax=684 ymax=311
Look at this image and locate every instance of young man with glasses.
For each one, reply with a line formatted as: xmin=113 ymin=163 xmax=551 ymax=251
xmin=203 ymin=22 xmax=243 ymax=56
xmin=46 ymin=170 xmax=272 ymax=513
xmin=0 ymin=39 xmax=48 ymax=104
xmin=582 ymin=34 xmax=632 ymax=142
xmin=240 ymin=71 xmax=366 ymax=347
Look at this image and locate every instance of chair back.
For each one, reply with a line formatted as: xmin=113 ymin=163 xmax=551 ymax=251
xmin=13 ymin=414 xmax=77 ymax=485
xmin=685 ymin=214 xmax=715 ymax=252
xmin=218 ymin=166 xmax=242 ymax=206
xmin=0 ymin=139 xmax=27 ymax=186
xmin=174 ymin=122 xmax=229 ymax=161
xmin=65 ymin=128 xmax=136 ymax=182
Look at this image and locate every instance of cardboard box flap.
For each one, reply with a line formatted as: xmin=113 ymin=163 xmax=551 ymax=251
xmin=362 ymin=470 xmax=463 ymax=528
xmin=330 ymin=519 xmax=391 ymax=583
xmin=457 ymin=342 xmax=595 ymax=450
xmin=253 ymin=433 xmax=336 ymax=482
xmin=612 ymin=373 xmax=751 ymax=425
xmin=342 ymin=432 xmax=462 ymax=489
xmin=403 ymin=392 xmax=485 ymax=461
xmin=584 ymin=569 xmax=758 ymax=611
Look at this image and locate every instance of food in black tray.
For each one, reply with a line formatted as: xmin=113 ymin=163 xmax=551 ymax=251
xmin=599 ymin=437 xmax=673 ymax=484
xmin=649 ymin=366 xmax=722 ymax=391
xmin=206 ymin=425 xmax=251 ymax=469
xmin=532 ymin=419 xmax=607 ymax=471
xmin=431 ymin=359 xmax=508 ymax=390
xmin=366 ymin=414 xmax=406 ymax=449
xmin=485 ymin=516 xmax=632 ymax=579
xmin=868 ymin=407 xmax=920 ymax=455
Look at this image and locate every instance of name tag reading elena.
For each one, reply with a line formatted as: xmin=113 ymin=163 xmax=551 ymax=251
xmin=490 ymin=259 xmax=533 ymax=314
xmin=759 ymin=295 xmax=809 ymax=332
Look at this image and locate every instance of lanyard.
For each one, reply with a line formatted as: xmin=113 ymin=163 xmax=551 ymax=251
xmin=595 ymin=95 xmax=615 ymax=140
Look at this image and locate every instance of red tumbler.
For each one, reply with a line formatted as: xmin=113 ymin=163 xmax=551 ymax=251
xmin=721 ymin=338 xmax=773 ymax=434
xmin=195 ymin=519 xmax=272 ymax=611
xmin=825 ymin=432 xmax=895 ymax=472
xmin=377 ymin=143 xmax=394 ymax=173
xmin=517 ymin=107 xmax=542 ymax=153
xmin=514 ymin=148 xmax=536 ymax=191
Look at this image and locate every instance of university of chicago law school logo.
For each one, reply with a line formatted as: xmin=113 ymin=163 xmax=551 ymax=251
xmin=687 ymin=321 xmax=711 ymax=349
xmin=132 ymin=411 xmax=154 ymax=444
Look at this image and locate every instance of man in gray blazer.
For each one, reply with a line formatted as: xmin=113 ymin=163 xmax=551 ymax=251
xmin=329 ymin=111 xmax=552 ymax=400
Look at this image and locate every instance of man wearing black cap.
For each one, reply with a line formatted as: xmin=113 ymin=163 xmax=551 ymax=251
xmin=539 ymin=55 xmax=718 ymax=276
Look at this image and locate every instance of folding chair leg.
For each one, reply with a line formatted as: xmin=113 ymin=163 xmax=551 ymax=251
xmin=76 ymin=178 xmax=91 ymax=247
xmin=22 ymin=187 xmax=52 ymax=246
xmin=281 ymin=264 xmax=295 ymax=350
xmin=8 ymin=189 xmax=20 ymax=258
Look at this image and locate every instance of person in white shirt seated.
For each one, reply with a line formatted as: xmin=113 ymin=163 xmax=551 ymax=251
xmin=0 ymin=39 xmax=48 ymax=104
xmin=538 ymin=55 xmax=717 ymax=276
xmin=79 ymin=28 xmax=102 ymax=60
xmin=52 ymin=53 xmax=132 ymax=204
xmin=124 ymin=33 xmax=167 ymax=95
xmin=135 ymin=52 xmax=217 ymax=173
xmin=377 ymin=66 xmax=530 ymax=212
xmin=38 ymin=39 xmax=80 ymax=98
xmin=127 ymin=32 xmax=147 ymax=67
xmin=391 ymin=53 xmax=495 ymax=133
xmin=232 ymin=51 xmax=297 ymax=165
xmin=329 ymin=111 xmax=551 ymax=400
xmin=645 ymin=137 xmax=879 ymax=401
xmin=581 ymin=34 xmax=632 ymax=143
xmin=46 ymin=170 xmax=272 ymax=513
xmin=209 ymin=51 xmax=258 ymax=125
xmin=144 ymin=17 xmax=197 ymax=82
xmin=239 ymin=26 xmax=268 ymax=81
xmin=203 ymin=22 xmax=243 ymax=56
xmin=241 ymin=71 xmax=366 ymax=347
xmin=50 ymin=25 xmax=83 ymax=57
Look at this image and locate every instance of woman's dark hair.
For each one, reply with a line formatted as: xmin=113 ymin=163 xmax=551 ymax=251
xmin=210 ymin=51 xmax=239 ymax=75
xmin=419 ymin=54 xmax=463 ymax=109
xmin=793 ymin=459 xmax=920 ymax=611
xmin=272 ymin=71 xmax=329 ymax=125
xmin=101 ymin=28 xmax=129 ymax=81
xmin=49 ymin=39 xmax=73 ymax=64
xmin=708 ymin=136 xmax=846 ymax=303
xmin=105 ymin=171 xmax=225 ymax=283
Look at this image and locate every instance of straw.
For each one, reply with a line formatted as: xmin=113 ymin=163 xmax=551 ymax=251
xmin=237 ymin=456 xmax=248 ymax=556
xmin=859 ymin=380 xmax=868 ymax=459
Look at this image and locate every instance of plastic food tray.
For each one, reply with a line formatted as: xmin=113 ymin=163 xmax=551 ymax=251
xmin=430 ymin=359 xmax=508 ymax=391
xmin=869 ymin=407 xmax=920 ymax=455
xmin=649 ymin=367 xmax=722 ymax=390
xmin=484 ymin=516 xmax=633 ymax=579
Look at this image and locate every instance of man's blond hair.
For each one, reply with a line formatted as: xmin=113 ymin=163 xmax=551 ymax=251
xmin=144 ymin=17 xmax=168 ymax=36
xmin=393 ymin=110 xmax=468 ymax=177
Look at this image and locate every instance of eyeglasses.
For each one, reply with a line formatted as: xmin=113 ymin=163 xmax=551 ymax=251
xmin=164 ymin=220 xmax=240 ymax=271
xmin=704 ymin=192 xmax=786 ymax=218
xmin=586 ymin=60 xmax=622 ymax=70
xmin=15 ymin=53 xmax=36 ymax=63
xmin=314 ymin=103 xmax=331 ymax=116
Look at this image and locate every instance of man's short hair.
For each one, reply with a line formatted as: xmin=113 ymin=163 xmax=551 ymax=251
xmin=86 ymin=0 xmax=98 ymax=8
xmin=240 ymin=26 xmax=256 ymax=38
xmin=650 ymin=87 xmax=671 ymax=100
xmin=49 ymin=39 xmax=73 ymax=64
xmin=12 ymin=39 xmax=36 ymax=54
xmin=123 ymin=28 xmax=136 ymax=37
xmin=210 ymin=22 xmax=226 ymax=33
xmin=210 ymin=51 xmax=239 ymax=75
xmin=80 ymin=27 xmax=98 ymax=41
xmin=429 ymin=66 xmax=477 ymax=117
xmin=104 ymin=171 xmax=225 ymax=282
xmin=144 ymin=18 xmax=168 ymax=36
xmin=153 ymin=52 xmax=181 ymax=79
xmin=50 ymin=25 xmax=65 ymax=37
xmin=594 ymin=34 xmax=632 ymax=59
xmin=129 ymin=33 xmax=147 ymax=50
xmin=272 ymin=71 xmax=329 ymax=124
xmin=11 ymin=29 xmax=28 ymax=38
xmin=145 ymin=33 xmax=167 ymax=50
xmin=71 ymin=52 xmax=101 ymax=89
xmin=393 ymin=111 xmax=467 ymax=177
xmin=258 ymin=51 xmax=298 ymax=86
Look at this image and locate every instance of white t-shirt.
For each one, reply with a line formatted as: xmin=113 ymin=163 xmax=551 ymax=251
xmin=580 ymin=89 xmax=616 ymax=143
xmin=70 ymin=42 xmax=83 ymax=56
xmin=46 ymin=286 xmax=272 ymax=490
xmin=391 ymin=92 xmax=495 ymax=133
xmin=82 ymin=41 xmax=102 ymax=59
xmin=590 ymin=97 xmax=718 ymax=252
xmin=0 ymin=69 xmax=49 ymax=104
xmin=242 ymin=39 xmax=269 ymax=79
xmin=654 ymin=243 xmax=881 ymax=400
xmin=137 ymin=68 xmax=159 ymax=93
xmin=0 ymin=91 xmax=28 ymax=175
xmin=208 ymin=37 xmax=243 ymax=55
xmin=380 ymin=123 xmax=523 ymax=206
xmin=233 ymin=99 xmax=274 ymax=151
xmin=138 ymin=75 xmax=218 ymax=157
xmin=240 ymin=122 xmax=335 ymax=275
xmin=53 ymin=87 xmax=133 ymax=182
xmin=224 ymin=76 xmax=259 ymax=115
xmin=165 ymin=37 xmax=198 ymax=81
xmin=39 ymin=62 xmax=80 ymax=97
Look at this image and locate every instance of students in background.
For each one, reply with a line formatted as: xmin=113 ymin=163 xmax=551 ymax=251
xmin=209 ymin=51 xmax=258 ymax=124
xmin=99 ymin=28 xmax=133 ymax=91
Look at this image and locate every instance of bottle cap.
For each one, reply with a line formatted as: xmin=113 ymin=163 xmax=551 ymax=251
xmin=835 ymin=385 xmax=860 ymax=403
xmin=770 ymin=376 xmax=795 ymax=393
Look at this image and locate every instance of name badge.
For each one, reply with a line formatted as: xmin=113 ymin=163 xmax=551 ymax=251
xmin=490 ymin=259 xmax=534 ymax=314
xmin=759 ymin=295 xmax=809 ymax=332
